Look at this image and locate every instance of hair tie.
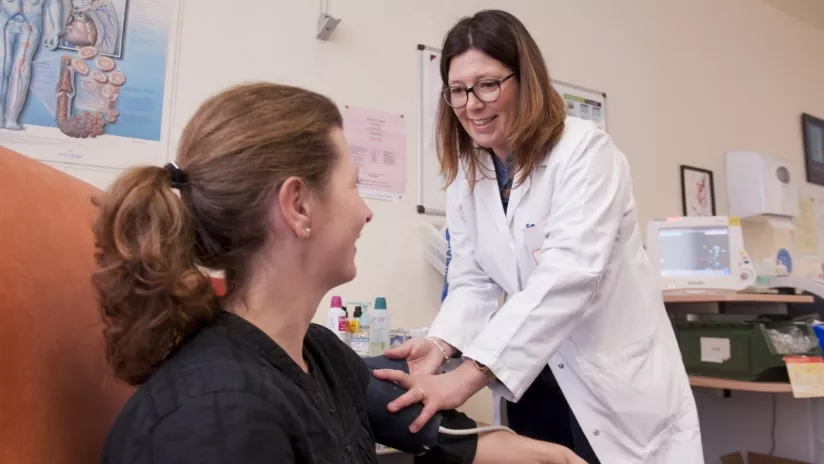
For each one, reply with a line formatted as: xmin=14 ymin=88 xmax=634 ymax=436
xmin=164 ymin=162 xmax=187 ymax=189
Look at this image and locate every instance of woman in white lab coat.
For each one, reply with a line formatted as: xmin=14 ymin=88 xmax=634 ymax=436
xmin=375 ymin=10 xmax=704 ymax=463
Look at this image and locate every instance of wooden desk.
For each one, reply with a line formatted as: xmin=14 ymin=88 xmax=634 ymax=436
xmin=664 ymin=292 xmax=814 ymax=304
xmin=671 ymin=292 xmax=811 ymax=395
xmin=689 ymin=375 xmax=792 ymax=393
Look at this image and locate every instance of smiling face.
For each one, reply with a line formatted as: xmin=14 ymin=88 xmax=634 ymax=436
xmin=307 ymin=128 xmax=373 ymax=287
xmin=447 ymin=48 xmax=519 ymax=158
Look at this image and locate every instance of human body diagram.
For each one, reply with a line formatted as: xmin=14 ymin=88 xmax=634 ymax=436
xmin=0 ymin=0 xmax=127 ymax=137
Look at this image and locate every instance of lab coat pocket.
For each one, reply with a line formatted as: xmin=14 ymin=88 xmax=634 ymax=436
xmin=576 ymin=336 xmax=682 ymax=449
xmin=522 ymin=224 xmax=546 ymax=266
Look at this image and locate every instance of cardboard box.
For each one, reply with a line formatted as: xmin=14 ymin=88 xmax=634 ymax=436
xmin=721 ymin=452 xmax=812 ymax=464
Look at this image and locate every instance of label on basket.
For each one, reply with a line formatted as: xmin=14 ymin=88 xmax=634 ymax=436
xmin=784 ymin=356 xmax=824 ymax=398
xmin=700 ymin=337 xmax=731 ymax=363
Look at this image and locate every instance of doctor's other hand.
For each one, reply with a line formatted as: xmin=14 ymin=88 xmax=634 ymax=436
xmin=383 ymin=336 xmax=453 ymax=377
xmin=372 ymin=361 xmax=487 ymax=433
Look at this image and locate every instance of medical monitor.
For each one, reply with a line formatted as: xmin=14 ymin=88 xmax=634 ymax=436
xmin=646 ymin=216 xmax=755 ymax=293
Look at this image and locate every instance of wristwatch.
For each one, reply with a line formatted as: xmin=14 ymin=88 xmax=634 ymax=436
xmin=469 ymin=358 xmax=498 ymax=383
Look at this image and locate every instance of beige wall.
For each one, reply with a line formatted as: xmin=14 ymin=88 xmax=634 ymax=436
xmin=162 ymin=0 xmax=824 ymax=430
xmin=46 ymin=0 xmax=823 ymax=456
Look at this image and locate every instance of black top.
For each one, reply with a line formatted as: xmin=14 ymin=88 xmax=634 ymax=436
xmin=101 ymin=311 xmax=475 ymax=463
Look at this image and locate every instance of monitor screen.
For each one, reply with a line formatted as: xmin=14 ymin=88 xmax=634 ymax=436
xmin=658 ymin=226 xmax=731 ymax=277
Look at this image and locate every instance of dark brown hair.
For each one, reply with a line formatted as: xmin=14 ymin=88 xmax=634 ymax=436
xmin=436 ymin=9 xmax=567 ymax=189
xmin=92 ymin=83 xmax=343 ymax=385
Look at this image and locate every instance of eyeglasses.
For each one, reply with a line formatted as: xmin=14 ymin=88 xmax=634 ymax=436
xmin=441 ymin=73 xmax=516 ymax=109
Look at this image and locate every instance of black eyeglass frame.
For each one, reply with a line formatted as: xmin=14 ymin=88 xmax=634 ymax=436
xmin=441 ymin=73 xmax=517 ymax=109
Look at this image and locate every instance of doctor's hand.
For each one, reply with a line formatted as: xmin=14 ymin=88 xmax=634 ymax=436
xmin=372 ymin=360 xmax=487 ymax=433
xmin=384 ymin=336 xmax=453 ymax=377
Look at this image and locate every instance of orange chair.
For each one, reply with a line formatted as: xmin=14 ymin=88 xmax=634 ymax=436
xmin=0 ymin=149 xmax=134 ymax=464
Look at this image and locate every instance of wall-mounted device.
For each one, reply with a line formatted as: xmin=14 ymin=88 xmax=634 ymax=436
xmin=646 ymin=216 xmax=756 ymax=294
xmin=316 ymin=0 xmax=341 ymax=41
xmin=726 ymin=151 xmax=798 ymax=219
xmin=726 ymin=151 xmax=799 ymax=277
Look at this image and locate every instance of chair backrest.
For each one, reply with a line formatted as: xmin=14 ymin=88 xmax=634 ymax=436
xmin=0 ymin=149 xmax=134 ymax=464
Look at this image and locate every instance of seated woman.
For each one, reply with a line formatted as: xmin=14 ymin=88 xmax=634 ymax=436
xmin=93 ymin=82 xmax=584 ymax=464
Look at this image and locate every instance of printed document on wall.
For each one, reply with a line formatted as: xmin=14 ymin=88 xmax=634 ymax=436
xmin=552 ymin=80 xmax=607 ymax=132
xmin=0 ymin=0 xmax=182 ymax=171
xmin=344 ymin=106 xmax=406 ymax=201
xmin=796 ymin=197 xmax=820 ymax=257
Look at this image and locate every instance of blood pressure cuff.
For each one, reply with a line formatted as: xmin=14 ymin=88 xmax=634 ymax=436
xmin=362 ymin=356 xmax=478 ymax=463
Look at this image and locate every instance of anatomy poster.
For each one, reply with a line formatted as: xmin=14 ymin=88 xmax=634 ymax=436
xmin=0 ymin=0 xmax=181 ymax=172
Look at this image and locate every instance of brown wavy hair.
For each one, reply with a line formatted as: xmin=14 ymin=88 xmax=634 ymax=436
xmin=436 ymin=9 xmax=567 ymax=190
xmin=92 ymin=83 xmax=343 ymax=385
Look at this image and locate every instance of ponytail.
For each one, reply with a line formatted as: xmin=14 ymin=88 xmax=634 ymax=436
xmin=91 ymin=82 xmax=347 ymax=384
xmin=92 ymin=165 xmax=215 ymax=385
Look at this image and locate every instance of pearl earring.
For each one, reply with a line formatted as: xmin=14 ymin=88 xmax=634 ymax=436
xmin=305 ymin=227 xmax=311 ymax=235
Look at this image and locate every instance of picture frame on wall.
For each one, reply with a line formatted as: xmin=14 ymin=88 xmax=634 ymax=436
xmin=802 ymin=113 xmax=824 ymax=187
xmin=680 ymin=165 xmax=716 ymax=217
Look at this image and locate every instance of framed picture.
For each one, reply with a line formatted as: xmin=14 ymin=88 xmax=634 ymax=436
xmin=802 ymin=113 xmax=824 ymax=187
xmin=680 ymin=165 xmax=716 ymax=217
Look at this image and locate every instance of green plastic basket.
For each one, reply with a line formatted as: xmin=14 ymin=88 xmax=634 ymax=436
xmin=675 ymin=319 xmax=822 ymax=382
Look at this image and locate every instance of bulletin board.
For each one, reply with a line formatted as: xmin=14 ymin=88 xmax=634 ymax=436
xmin=416 ymin=44 xmax=446 ymax=216
xmin=416 ymin=44 xmax=608 ymax=216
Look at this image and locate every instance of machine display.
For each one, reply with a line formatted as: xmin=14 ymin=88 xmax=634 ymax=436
xmin=658 ymin=226 xmax=731 ymax=277
xmin=646 ymin=216 xmax=755 ymax=293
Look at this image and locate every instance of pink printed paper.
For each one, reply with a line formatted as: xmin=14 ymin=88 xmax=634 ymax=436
xmin=344 ymin=106 xmax=406 ymax=200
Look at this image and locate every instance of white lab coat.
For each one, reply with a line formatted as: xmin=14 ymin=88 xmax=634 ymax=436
xmin=427 ymin=117 xmax=704 ymax=463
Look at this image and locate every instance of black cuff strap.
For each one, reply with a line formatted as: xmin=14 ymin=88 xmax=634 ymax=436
xmin=413 ymin=410 xmax=478 ymax=464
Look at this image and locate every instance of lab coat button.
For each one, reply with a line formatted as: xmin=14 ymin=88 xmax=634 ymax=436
xmin=558 ymin=363 xmax=564 ymax=369
xmin=593 ymin=429 xmax=600 ymax=436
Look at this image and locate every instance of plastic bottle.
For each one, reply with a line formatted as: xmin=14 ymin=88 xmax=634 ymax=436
xmin=358 ymin=304 xmax=371 ymax=333
xmin=349 ymin=306 xmax=371 ymax=356
xmin=349 ymin=306 xmax=361 ymax=333
xmin=370 ymin=297 xmax=390 ymax=356
xmin=326 ymin=296 xmax=349 ymax=343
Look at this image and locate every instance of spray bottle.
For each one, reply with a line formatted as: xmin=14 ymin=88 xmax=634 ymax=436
xmin=370 ymin=297 xmax=390 ymax=356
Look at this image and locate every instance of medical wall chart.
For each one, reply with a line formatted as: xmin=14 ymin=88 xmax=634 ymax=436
xmin=344 ymin=105 xmax=406 ymax=202
xmin=0 ymin=0 xmax=183 ymax=174
xmin=416 ymin=44 xmax=609 ymax=216
xmin=553 ymin=80 xmax=607 ymax=132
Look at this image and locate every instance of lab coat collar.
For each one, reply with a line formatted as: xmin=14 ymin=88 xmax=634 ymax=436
xmin=507 ymin=148 xmax=554 ymax=223
xmin=475 ymin=154 xmax=510 ymax=239
xmin=506 ymin=173 xmax=531 ymax=226
xmin=474 ymin=153 xmax=520 ymax=293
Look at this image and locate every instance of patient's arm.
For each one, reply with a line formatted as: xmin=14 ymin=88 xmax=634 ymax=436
xmin=359 ymin=354 xmax=583 ymax=464
xmin=474 ymin=428 xmax=585 ymax=464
